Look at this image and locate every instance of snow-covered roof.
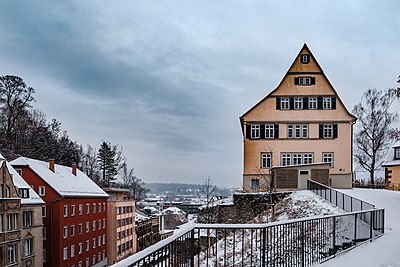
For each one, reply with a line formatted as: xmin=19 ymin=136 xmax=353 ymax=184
xmin=162 ymin=206 xmax=185 ymax=215
xmin=382 ymin=141 xmax=400 ymax=167
xmin=10 ymin=157 xmax=108 ymax=198
xmin=135 ymin=210 xmax=150 ymax=222
xmin=0 ymin=154 xmax=44 ymax=205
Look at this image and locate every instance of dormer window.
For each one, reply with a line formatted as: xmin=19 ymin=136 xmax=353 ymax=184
xmin=301 ymin=54 xmax=310 ymax=64
xmin=395 ymin=147 xmax=400 ymax=160
xmin=294 ymin=77 xmax=315 ymax=86
xmin=19 ymin=188 xmax=29 ymax=198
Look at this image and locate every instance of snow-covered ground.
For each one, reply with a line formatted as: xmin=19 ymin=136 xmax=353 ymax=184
xmin=320 ymin=188 xmax=400 ymax=267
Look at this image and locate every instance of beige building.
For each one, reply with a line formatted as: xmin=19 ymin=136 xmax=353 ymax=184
xmin=0 ymin=154 xmax=45 ymax=267
xmin=240 ymin=44 xmax=356 ymax=192
xmin=383 ymin=142 xmax=400 ymax=190
xmin=104 ymin=188 xmax=136 ymax=266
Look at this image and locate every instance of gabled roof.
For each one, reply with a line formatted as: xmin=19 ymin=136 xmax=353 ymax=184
xmin=239 ymin=43 xmax=356 ymax=132
xmin=11 ymin=156 xmax=108 ymax=198
xmin=0 ymin=154 xmax=44 ymax=205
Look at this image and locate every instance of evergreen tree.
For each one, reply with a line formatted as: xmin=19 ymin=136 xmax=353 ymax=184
xmin=97 ymin=141 xmax=119 ymax=187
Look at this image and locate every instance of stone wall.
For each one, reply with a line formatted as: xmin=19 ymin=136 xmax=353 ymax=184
xmin=198 ymin=192 xmax=290 ymax=224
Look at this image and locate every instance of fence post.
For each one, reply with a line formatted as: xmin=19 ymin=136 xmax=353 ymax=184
xmin=190 ymin=229 xmax=195 ymax=267
xmin=332 ymin=217 xmax=336 ymax=253
xmin=262 ymin=227 xmax=266 ymax=267
xmin=354 ymin=213 xmax=357 ymax=242
xmin=370 ymin=211 xmax=374 ymax=241
xmin=301 ymin=221 xmax=305 ymax=267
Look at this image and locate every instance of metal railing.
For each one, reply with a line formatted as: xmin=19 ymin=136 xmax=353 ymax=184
xmin=115 ymin=210 xmax=384 ymax=267
xmin=307 ymin=180 xmax=375 ymax=212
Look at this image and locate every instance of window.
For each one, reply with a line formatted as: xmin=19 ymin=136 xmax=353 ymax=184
xmin=288 ymin=124 xmax=308 ymax=138
xmin=98 ymin=220 xmax=101 ymax=230
xmin=24 ymin=238 xmax=33 ymax=257
xmin=294 ymin=97 xmax=303 ymax=109
xmin=16 ymin=168 xmax=22 ymax=176
xmin=42 ymin=206 xmax=46 ymax=217
xmin=301 ymin=54 xmax=310 ymax=64
xmin=93 ymin=238 xmax=96 ymax=248
xmin=19 ymin=188 xmax=29 ymax=198
xmin=7 ymin=214 xmax=17 ymax=230
xmin=261 ymin=153 xmax=272 ymax=168
xmin=281 ymin=154 xmax=291 ymax=166
xmin=280 ymin=98 xmax=290 ymax=109
xmin=292 ymin=154 xmax=302 ymax=165
xmin=78 ymin=223 xmax=82 ymax=235
xmin=265 ymin=124 xmax=275 ymax=138
xmin=63 ymin=247 xmax=68 ymax=260
xmin=309 ymin=97 xmax=317 ymax=109
xmin=79 ymin=204 xmax=83 ymax=215
xmin=93 ymin=221 xmax=96 ymax=231
xmin=86 ymin=240 xmax=89 ymax=251
xmin=86 ymin=222 xmax=89 ymax=233
xmin=98 ymin=236 xmax=101 ymax=246
xmin=23 ymin=211 xmax=33 ymax=227
xmin=103 ymin=235 xmax=106 ymax=245
xmin=299 ymin=170 xmax=310 ymax=175
xmin=86 ymin=203 xmax=90 ymax=214
xmin=71 ymin=204 xmax=75 ymax=216
xmin=93 ymin=255 xmax=96 ymax=265
xmin=39 ymin=186 xmax=45 ymax=196
xmin=102 ymin=219 xmax=106 ymax=229
xmin=394 ymin=147 xmax=400 ymax=160
xmin=71 ymin=224 xmax=75 ymax=237
xmin=251 ymin=124 xmax=260 ymax=139
xmin=323 ymin=153 xmax=334 ymax=167
xmin=8 ymin=244 xmax=17 ymax=264
xmin=323 ymin=97 xmax=332 ymax=109
xmin=98 ymin=252 xmax=101 ymax=261
xmin=63 ymin=226 xmax=68 ymax=239
xmin=78 ymin=242 xmax=83 ymax=254
xmin=323 ymin=124 xmax=333 ymax=138
xmin=64 ymin=205 xmax=68 ymax=217
xmin=86 ymin=258 xmax=89 ymax=267
xmin=303 ymin=154 xmax=314 ymax=164
xmin=103 ymin=203 xmax=106 ymax=212
xmin=43 ymin=249 xmax=46 ymax=262
xmin=93 ymin=203 xmax=96 ymax=214
xmin=78 ymin=261 xmax=82 ymax=267
xmin=71 ymin=245 xmax=75 ymax=257
xmin=251 ymin=179 xmax=259 ymax=189
xmin=298 ymin=77 xmax=312 ymax=85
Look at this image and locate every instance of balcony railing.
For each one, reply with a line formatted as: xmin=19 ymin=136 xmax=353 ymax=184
xmin=114 ymin=182 xmax=384 ymax=267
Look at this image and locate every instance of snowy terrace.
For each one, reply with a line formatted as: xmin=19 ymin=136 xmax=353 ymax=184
xmin=113 ymin=181 xmax=385 ymax=267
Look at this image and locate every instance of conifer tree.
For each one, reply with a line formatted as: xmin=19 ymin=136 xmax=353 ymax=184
xmin=97 ymin=141 xmax=120 ymax=186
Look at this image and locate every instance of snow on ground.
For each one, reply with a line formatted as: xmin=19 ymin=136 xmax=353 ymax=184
xmin=320 ymin=188 xmax=400 ymax=267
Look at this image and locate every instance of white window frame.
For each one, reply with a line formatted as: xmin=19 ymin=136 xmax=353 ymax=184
xmin=301 ymin=54 xmax=309 ymax=63
xmin=39 ymin=186 xmax=45 ymax=196
xmin=323 ymin=97 xmax=332 ymax=109
xmin=280 ymin=98 xmax=290 ymax=109
xmin=93 ymin=238 xmax=96 ymax=249
xmin=23 ymin=211 xmax=33 ymax=227
xmin=78 ymin=223 xmax=82 ymax=235
xmin=8 ymin=244 xmax=17 ymax=264
xmin=24 ymin=238 xmax=33 ymax=257
xmin=86 ymin=240 xmax=89 ymax=251
xmin=294 ymin=97 xmax=303 ymax=109
xmin=71 ymin=224 xmax=75 ymax=237
xmin=323 ymin=152 xmax=334 ymax=167
xmin=261 ymin=153 xmax=272 ymax=168
xmin=303 ymin=154 xmax=314 ymax=164
xmin=78 ymin=242 xmax=83 ymax=254
xmin=93 ymin=203 xmax=96 ymax=214
xmin=309 ymin=97 xmax=317 ymax=109
xmin=86 ymin=221 xmax=89 ymax=233
xmin=98 ymin=236 xmax=101 ymax=246
xmin=395 ymin=147 xmax=400 ymax=159
xmin=281 ymin=154 xmax=291 ymax=166
xmin=292 ymin=154 xmax=302 ymax=165
xmin=64 ymin=205 xmax=68 ymax=217
xmin=63 ymin=226 xmax=68 ymax=239
xmin=71 ymin=204 xmax=75 ymax=216
xmin=298 ymin=77 xmax=312 ymax=85
xmin=86 ymin=203 xmax=90 ymax=214
xmin=288 ymin=124 xmax=308 ymax=139
xmin=102 ymin=219 xmax=106 ymax=229
xmin=323 ymin=124 xmax=333 ymax=138
xmin=251 ymin=124 xmax=260 ymax=139
xmin=102 ymin=235 xmax=106 ymax=245
xmin=93 ymin=221 xmax=96 ymax=231
xmin=71 ymin=245 xmax=75 ymax=258
xmin=63 ymin=247 xmax=68 ymax=260
xmin=79 ymin=204 xmax=83 ymax=215
xmin=264 ymin=124 xmax=275 ymax=138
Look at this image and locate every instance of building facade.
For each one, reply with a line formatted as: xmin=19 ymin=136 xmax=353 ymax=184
xmin=0 ymin=154 xmax=44 ymax=267
xmin=383 ymin=142 xmax=400 ymax=190
xmin=103 ymin=188 xmax=136 ymax=266
xmin=11 ymin=157 xmax=108 ymax=267
xmin=240 ymin=44 xmax=356 ymax=192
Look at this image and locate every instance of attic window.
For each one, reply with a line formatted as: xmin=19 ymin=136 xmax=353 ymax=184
xmin=301 ymin=54 xmax=310 ymax=64
xmin=395 ymin=147 xmax=400 ymax=160
xmin=295 ymin=77 xmax=315 ymax=86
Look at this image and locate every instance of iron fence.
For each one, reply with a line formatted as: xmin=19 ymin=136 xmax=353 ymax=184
xmin=115 ymin=209 xmax=384 ymax=267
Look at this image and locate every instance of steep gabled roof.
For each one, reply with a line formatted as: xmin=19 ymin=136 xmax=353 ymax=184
xmin=11 ymin=156 xmax=108 ymax=198
xmin=0 ymin=153 xmax=44 ymax=204
xmin=240 ymin=43 xmax=356 ymax=132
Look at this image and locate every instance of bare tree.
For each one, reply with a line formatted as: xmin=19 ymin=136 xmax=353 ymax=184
xmin=119 ymin=162 xmax=148 ymax=201
xmin=198 ymin=177 xmax=217 ymax=223
xmin=353 ymin=88 xmax=398 ymax=187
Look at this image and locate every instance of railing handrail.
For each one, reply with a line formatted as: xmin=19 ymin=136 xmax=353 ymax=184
xmin=307 ymin=179 xmax=376 ymax=209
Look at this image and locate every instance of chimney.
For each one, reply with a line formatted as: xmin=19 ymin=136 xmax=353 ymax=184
xmin=49 ymin=159 xmax=55 ymax=172
xmin=72 ymin=163 xmax=77 ymax=176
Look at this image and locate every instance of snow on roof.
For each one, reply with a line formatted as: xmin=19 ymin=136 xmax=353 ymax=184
xmin=162 ymin=206 xmax=185 ymax=215
xmin=382 ymin=141 xmax=400 ymax=167
xmin=0 ymin=155 xmax=44 ymax=205
xmin=10 ymin=157 xmax=108 ymax=198
xmin=135 ymin=210 xmax=150 ymax=222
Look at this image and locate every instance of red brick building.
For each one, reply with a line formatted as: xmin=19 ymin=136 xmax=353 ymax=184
xmin=11 ymin=157 xmax=108 ymax=267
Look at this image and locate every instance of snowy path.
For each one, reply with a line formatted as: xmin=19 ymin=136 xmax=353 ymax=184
xmin=319 ymin=189 xmax=400 ymax=267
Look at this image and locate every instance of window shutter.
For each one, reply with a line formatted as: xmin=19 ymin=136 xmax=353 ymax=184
xmin=276 ymin=98 xmax=281 ymax=110
xmin=333 ymin=124 xmax=338 ymax=138
xmin=274 ymin=124 xmax=279 ymax=139
xmin=317 ymin=97 xmax=323 ymax=109
xmin=332 ymin=97 xmax=336 ymax=109
xmin=319 ymin=124 xmax=323 ymax=138
xmin=260 ymin=124 xmax=265 ymax=139
xmin=294 ymin=77 xmax=299 ymax=85
xmin=246 ymin=124 xmax=251 ymax=139
xmin=303 ymin=97 xmax=308 ymax=109
xmin=311 ymin=77 xmax=316 ymax=85
xmin=289 ymin=97 xmax=294 ymax=110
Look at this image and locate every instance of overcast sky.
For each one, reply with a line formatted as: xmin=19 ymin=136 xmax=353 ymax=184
xmin=0 ymin=1 xmax=399 ymax=187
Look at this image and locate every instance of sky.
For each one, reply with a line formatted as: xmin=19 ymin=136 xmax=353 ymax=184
xmin=0 ymin=1 xmax=399 ymax=187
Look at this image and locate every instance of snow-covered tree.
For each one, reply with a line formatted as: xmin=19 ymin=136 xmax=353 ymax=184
xmin=97 ymin=141 xmax=123 ymax=187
